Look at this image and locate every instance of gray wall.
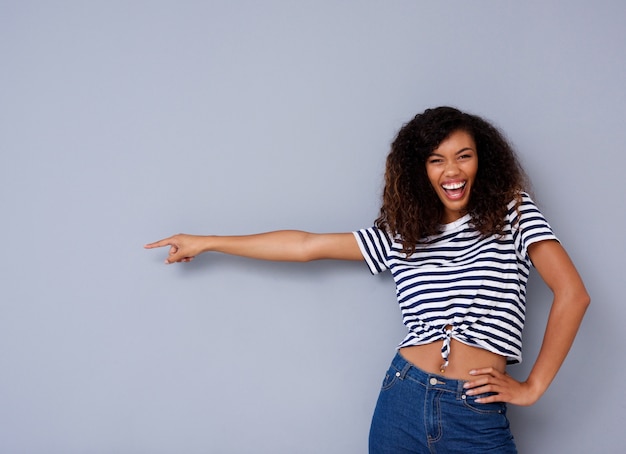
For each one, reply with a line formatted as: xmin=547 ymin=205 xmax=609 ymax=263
xmin=1 ymin=1 xmax=624 ymax=453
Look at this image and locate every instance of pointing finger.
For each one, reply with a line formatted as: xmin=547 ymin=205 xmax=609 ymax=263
xmin=144 ymin=237 xmax=174 ymax=249
xmin=468 ymin=367 xmax=502 ymax=377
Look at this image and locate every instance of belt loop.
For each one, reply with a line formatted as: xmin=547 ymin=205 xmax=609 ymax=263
xmin=398 ymin=360 xmax=412 ymax=380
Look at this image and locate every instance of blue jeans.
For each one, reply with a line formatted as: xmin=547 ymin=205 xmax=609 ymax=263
xmin=369 ymin=353 xmax=517 ymax=454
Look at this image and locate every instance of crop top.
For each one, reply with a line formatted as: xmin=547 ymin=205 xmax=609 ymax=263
xmin=353 ymin=193 xmax=558 ymax=365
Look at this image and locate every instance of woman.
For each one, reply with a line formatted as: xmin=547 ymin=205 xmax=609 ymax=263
xmin=145 ymin=107 xmax=589 ymax=453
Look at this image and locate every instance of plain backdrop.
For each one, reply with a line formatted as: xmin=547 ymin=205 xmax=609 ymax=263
xmin=1 ymin=1 xmax=624 ymax=453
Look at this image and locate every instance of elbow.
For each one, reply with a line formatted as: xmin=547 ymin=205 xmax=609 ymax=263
xmin=555 ymin=284 xmax=590 ymax=312
xmin=581 ymin=290 xmax=591 ymax=309
xmin=572 ymin=286 xmax=591 ymax=312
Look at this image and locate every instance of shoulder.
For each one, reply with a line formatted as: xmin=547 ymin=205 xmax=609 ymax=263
xmin=506 ymin=192 xmax=549 ymax=224
xmin=507 ymin=191 xmax=537 ymax=211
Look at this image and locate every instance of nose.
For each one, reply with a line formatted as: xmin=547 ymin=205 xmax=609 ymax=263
xmin=444 ymin=160 xmax=460 ymax=176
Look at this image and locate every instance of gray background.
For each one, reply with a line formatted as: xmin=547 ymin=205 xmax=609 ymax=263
xmin=1 ymin=1 xmax=624 ymax=453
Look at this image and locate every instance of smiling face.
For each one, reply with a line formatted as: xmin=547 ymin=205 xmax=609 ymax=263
xmin=426 ymin=129 xmax=478 ymax=224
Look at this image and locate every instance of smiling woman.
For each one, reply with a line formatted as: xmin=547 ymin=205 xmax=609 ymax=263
xmin=425 ymin=129 xmax=478 ymax=223
xmin=145 ymin=106 xmax=590 ymax=453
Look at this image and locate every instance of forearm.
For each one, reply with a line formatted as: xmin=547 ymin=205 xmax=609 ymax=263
xmin=524 ymin=289 xmax=590 ymax=400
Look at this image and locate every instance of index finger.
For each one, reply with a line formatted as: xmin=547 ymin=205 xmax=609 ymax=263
xmin=464 ymin=367 xmax=500 ymax=388
xmin=144 ymin=237 xmax=174 ymax=249
xmin=468 ymin=367 xmax=501 ymax=377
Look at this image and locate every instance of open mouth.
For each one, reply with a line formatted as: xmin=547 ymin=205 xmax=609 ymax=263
xmin=441 ymin=181 xmax=467 ymax=199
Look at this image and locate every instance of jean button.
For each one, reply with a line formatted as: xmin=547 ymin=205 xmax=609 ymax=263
xmin=429 ymin=377 xmax=438 ymax=385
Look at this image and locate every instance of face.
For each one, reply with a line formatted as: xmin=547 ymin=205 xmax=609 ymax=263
xmin=425 ymin=129 xmax=478 ymax=224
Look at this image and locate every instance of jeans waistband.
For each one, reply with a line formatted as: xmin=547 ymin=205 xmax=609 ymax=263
xmin=391 ymin=352 xmax=467 ymax=398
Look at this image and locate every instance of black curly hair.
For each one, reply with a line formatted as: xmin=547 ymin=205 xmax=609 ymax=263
xmin=375 ymin=106 xmax=529 ymax=255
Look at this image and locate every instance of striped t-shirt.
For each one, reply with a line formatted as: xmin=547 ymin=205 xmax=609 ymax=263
xmin=353 ymin=193 xmax=557 ymax=365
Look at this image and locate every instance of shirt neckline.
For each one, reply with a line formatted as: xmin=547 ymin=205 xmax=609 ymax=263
xmin=439 ymin=213 xmax=471 ymax=232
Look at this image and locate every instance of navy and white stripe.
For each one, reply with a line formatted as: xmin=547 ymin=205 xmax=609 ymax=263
xmin=353 ymin=193 xmax=557 ymax=364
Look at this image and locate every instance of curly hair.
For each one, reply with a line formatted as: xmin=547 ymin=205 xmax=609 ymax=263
xmin=375 ymin=106 xmax=529 ymax=255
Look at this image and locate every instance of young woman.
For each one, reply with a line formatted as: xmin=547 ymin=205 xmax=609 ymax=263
xmin=145 ymin=107 xmax=589 ymax=453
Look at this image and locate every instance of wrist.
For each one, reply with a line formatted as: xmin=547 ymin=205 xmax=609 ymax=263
xmin=198 ymin=235 xmax=217 ymax=254
xmin=523 ymin=377 xmax=548 ymax=405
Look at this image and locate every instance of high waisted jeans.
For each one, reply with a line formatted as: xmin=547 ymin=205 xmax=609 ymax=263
xmin=369 ymin=352 xmax=517 ymax=454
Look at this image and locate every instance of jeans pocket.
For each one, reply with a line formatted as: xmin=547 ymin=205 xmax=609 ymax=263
xmin=380 ymin=366 xmax=401 ymax=391
xmin=462 ymin=393 xmax=507 ymax=415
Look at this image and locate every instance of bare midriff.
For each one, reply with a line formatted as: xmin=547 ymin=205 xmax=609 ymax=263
xmin=399 ymin=339 xmax=507 ymax=381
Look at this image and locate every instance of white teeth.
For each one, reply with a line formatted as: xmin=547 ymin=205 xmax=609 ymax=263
xmin=442 ymin=181 xmax=466 ymax=190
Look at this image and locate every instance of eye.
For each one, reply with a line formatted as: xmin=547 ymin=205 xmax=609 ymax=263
xmin=428 ymin=157 xmax=444 ymax=164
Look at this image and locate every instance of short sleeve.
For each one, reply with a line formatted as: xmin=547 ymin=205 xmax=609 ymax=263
xmin=352 ymin=227 xmax=392 ymax=275
xmin=508 ymin=193 xmax=559 ymax=261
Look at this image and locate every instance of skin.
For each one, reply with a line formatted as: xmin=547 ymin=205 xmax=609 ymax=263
xmin=145 ymin=129 xmax=590 ymax=406
xmin=425 ymin=129 xmax=478 ymax=224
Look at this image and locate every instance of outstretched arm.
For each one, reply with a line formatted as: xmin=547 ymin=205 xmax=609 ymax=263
xmin=145 ymin=231 xmax=364 ymax=264
xmin=464 ymin=239 xmax=590 ymax=406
